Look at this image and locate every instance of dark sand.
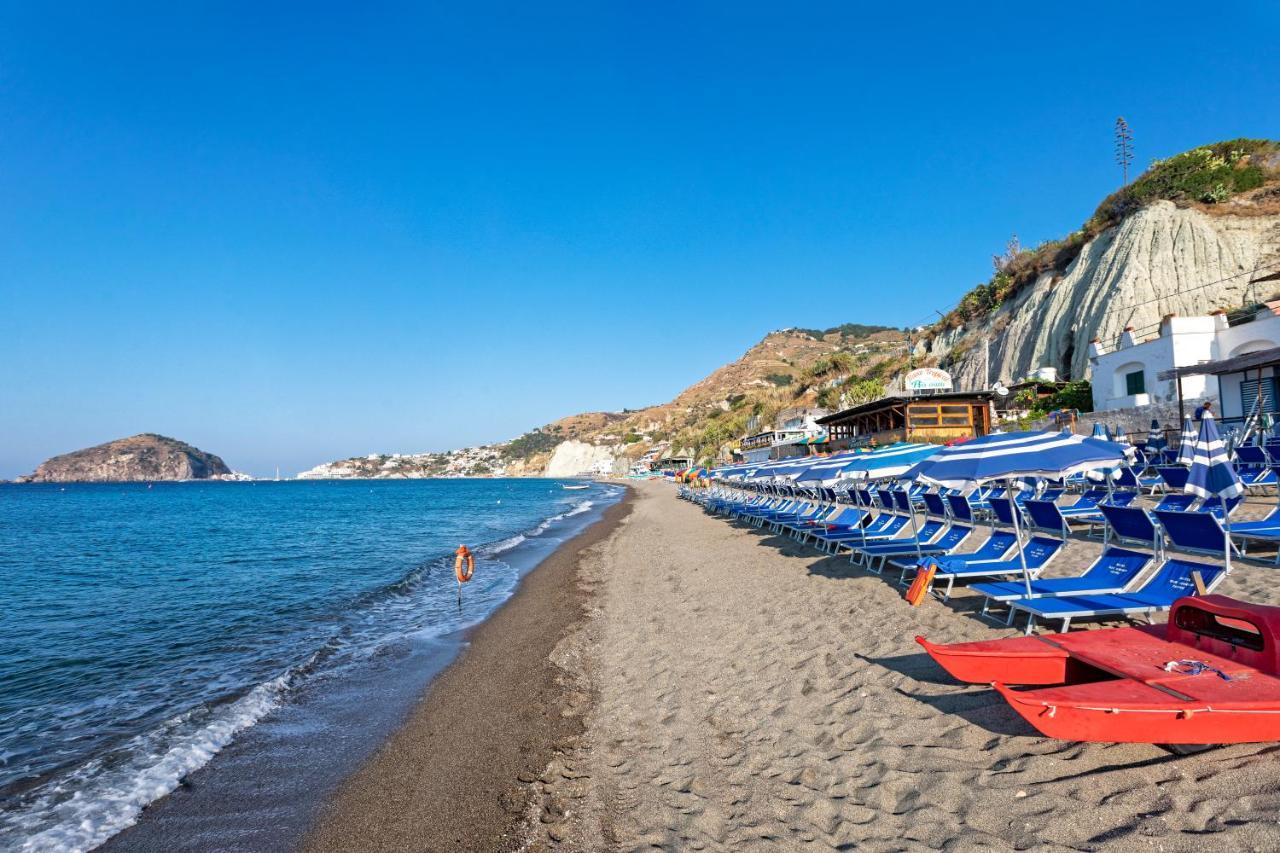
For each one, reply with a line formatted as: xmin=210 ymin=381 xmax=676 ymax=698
xmin=304 ymin=490 xmax=632 ymax=853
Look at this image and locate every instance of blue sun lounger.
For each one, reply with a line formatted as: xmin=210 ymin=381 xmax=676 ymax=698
xmin=972 ymin=546 xmax=1155 ymax=622
xmin=1006 ymin=557 xmax=1227 ymax=634
xmin=890 ymin=528 xmax=1019 ymax=583
xmin=1156 ymin=466 xmax=1190 ymax=491
xmin=861 ymin=523 xmax=973 ymax=574
xmin=927 ymin=535 xmax=1065 ymax=600
xmin=1152 ymin=509 xmax=1240 ymax=560
xmin=798 ymin=506 xmax=868 ymax=547
xmin=1098 ymin=504 xmax=1162 ymax=556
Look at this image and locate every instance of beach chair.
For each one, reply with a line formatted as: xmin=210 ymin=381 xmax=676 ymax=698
xmin=1156 ymin=466 xmax=1190 ymax=491
xmin=972 ymin=546 xmax=1155 ymax=621
xmin=1007 ymin=557 xmax=1227 ymax=634
xmin=1197 ymin=496 xmax=1242 ymax=520
xmin=858 ymin=496 xmax=973 ymax=572
xmin=889 ymin=528 xmax=1018 ymax=583
xmin=927 ymin=536 xmax=1065 ymax=600
xmin=1022 ymin=499 xmax=1070 ymax=540
xmin=1233 ymin=445 xmax=1277 ymax=492
xmin=845 ymin=516 xmax=948 ymax=565
xmin=1151 ymin=493 xmax=1196 ymax=513
xmin=1152 ymin=510 xmax=1241 ymax=560
xmin=1098 ymin=504 xmax=1162 ymax=557
xmin=794 ymin=506 xmax=865 ymax=545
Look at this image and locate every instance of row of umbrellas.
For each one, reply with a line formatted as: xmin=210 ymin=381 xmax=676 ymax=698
xmin=706 ymin=416 xmax=1243 ymax=597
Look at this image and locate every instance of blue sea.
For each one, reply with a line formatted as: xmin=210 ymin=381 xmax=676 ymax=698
xmin=0 ymin=478 xmax=621 ymax=852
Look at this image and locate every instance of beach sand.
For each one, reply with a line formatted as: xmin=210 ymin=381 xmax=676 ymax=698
xmin=312 ymin=481 xmax=1280 ymax=851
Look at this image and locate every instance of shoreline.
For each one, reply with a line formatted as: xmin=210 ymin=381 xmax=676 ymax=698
xmin=304 ymin=488 xmax=633 ymax=852
xmin=86 ymin=482 xmax=622 ymax=853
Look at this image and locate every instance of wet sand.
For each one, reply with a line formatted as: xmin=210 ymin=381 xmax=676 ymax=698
xmin=311 ymin=481 xmax=1280 ymax=851
xmin=304 ymin=491 xmax=633 ymax=852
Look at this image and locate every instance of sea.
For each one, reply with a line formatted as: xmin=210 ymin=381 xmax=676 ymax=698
xmin=0 ymin=478 xmax=623 ymax=852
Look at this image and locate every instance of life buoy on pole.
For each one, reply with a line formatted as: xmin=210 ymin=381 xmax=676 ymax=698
xmin=455 ymin=545 xmax=475 ymax=583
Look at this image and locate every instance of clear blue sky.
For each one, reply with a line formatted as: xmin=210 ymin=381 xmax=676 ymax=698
xmin=2 ymin=3 xmax=1277 ymax=477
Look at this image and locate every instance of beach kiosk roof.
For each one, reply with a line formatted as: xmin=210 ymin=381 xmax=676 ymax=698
xmin=817 ymin=391 xmax=995 ymax=448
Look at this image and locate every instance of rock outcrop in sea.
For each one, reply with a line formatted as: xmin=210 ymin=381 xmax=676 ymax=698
xmin=18 ymin=434 xmax=234 ymax=483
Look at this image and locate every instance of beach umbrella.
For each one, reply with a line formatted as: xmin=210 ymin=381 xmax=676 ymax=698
xmin=792 ymin=451 xmax=861 ymax=486
xmin=903 ymin=430 xmax=1132 ymax=598
xmin=838 ymin=442 xmax=941 ymax=481
xmin=1090 ymin=422 xmax=1110 ymax=440
xmin=1148 ymin=419 xmax=1164 ymax=449
xmin=1113 ymin=426 xmax=1129 ymax=446
xmin=1184 ymin=411 xmax=1244 ymax=574
xmin=1176 ymin=416 xmax=1197 ymax=466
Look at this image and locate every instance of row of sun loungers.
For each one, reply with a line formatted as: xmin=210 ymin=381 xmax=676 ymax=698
xmin=689 ymin=479 xmax=1246 ymax=634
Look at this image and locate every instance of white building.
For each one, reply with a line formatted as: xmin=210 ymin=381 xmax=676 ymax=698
xmin=1090 ymin=305 xmax=1280 ymax=417
xmin=737 ymin=408 xmax=829 ymax=464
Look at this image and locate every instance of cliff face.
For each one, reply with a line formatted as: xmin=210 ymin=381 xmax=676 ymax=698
xmin=19 ymin=434 xmax=233 ymax=483
xmin=931 ymin=200 xmax=1280 ymax=388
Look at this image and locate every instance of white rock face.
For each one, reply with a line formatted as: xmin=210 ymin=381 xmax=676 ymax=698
xmin=935 ymin=201 xmax=1280 ymax=387
xmin=544 ymin=440 xmax=616 ymax=477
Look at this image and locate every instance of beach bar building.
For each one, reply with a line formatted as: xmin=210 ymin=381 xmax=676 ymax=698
xmin=817 ymin=391 xmax=995 ymax=450
xmin=1159 ymin=345 xmax=1280 ymax=429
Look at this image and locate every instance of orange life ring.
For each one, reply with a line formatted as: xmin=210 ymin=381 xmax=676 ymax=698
xmin=455 ymin=545 xmax=475 ymax=583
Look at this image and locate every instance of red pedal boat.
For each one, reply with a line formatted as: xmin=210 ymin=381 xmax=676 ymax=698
xmin=916 ymin=595 xmax=1280 ymax=744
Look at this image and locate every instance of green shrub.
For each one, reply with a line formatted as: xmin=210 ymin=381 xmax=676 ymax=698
xmin=766 ymin=373 xmax=793 ymax=387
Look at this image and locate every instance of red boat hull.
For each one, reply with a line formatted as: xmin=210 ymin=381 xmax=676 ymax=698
xmin=916 ymin=635 xmax=1075 ymax=685
xmin=918 ymin=597 xmax=1280 ymax=744
xmin=994 ymin=682 xmax=1280 ymax=744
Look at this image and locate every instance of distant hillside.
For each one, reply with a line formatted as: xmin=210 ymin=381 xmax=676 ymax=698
xmin=18 ymin=434 xmax=234 ymax=483
xmin=499 ymin=324 xmax=907 ymax=472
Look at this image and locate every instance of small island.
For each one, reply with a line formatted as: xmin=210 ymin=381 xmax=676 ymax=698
xmin=18 ymin=433 xmax=234 ymax=483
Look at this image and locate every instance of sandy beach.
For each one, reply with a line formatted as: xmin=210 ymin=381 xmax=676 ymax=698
xmin=311 ymin=480 xmax=1280 ymax=851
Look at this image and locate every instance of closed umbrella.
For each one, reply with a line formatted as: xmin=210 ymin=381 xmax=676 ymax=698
xmin=1176 ymin=416 xmax=1197 ymax=466
xmin=1090 ymin=422 xmax=1110 ymax=440
xmin=1184 ymin=412 xmax=1244 ymax=574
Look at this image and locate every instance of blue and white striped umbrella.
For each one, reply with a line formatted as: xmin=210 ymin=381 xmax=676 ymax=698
xmin=1184 ymin=412 xmax=1243 ymax=572
xmin=1176 ymin=416 xmax=1197 ymax=466
xmin=792 ymin=451 xmax=861 ymax=485
xmin=839 ymin=442 xmax=941 ymax=481
xmin=1112 ymin=425 xmax=1129 ymax=445
xmin=903 ymin=430 xmax=1132 ymax=598
xmin=901 ymin=430 xmax=1132 ymax=490
xmin=1090 ymin=422 xmax=1110 ymax=440
xmin=1185 ymin=413 xmax=1243 ymax=502
xmin=1147 ymin=419 xmax=1164 ymax=449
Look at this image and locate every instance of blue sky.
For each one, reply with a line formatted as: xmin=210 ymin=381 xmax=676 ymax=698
xmin=2 ymin=3 xmax=1277 ymax=477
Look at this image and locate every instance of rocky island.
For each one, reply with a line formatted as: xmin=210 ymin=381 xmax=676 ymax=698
xmin=18 ymin=434 xmax=236 ymax=483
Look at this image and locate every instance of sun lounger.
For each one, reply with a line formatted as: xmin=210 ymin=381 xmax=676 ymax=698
xmin=1098 ymin=504 xmax=1161 ymax=555
xmin=927 ymin=535 xmax=1065 ymax=600
xmin=972 ymin=546 xmax=1155 ymax=620
xmin=890 ymin=528 xmax=1018 ymax=582
xmin=1156 ymin=466 xmax=1190 ymax=491
xmin=861 ymin=524 xmax=974 ymax=574
xmin=1007 ymin=557 xmax=1227 ymax=633
xmin=1153 ymin=509 xmax=1240 ymax=560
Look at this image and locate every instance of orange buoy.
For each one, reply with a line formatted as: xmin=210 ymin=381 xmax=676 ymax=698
xmin=455 ymin=545 xmax=475 ymax=583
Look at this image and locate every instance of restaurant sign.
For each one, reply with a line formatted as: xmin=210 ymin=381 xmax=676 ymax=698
xmin=904 ymin=367 xmax=954 ymax=393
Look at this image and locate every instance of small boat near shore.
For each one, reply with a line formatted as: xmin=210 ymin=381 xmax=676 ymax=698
xmin=918 ymin=595 xmax=1280 ymax=745
xmin=560 ymin=483 xmax=590 ymax=490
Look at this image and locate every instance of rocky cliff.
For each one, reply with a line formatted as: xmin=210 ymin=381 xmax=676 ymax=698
xmin=19 ymin=434 xmax=234 ymax=483
xmin=927 ymin=200 xmax=1280 ymax=388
